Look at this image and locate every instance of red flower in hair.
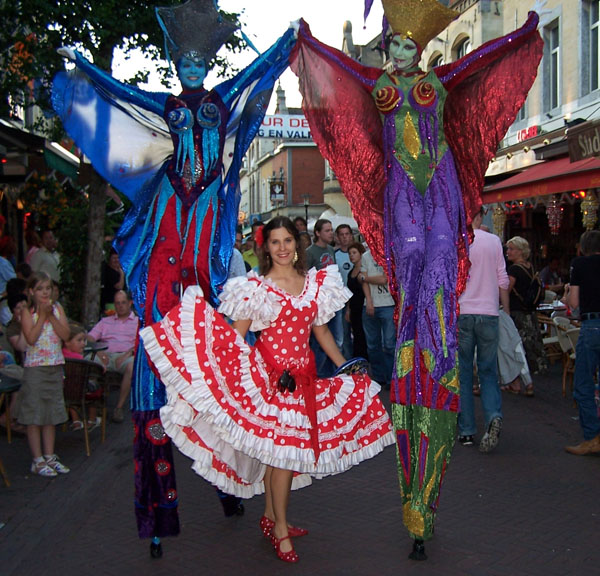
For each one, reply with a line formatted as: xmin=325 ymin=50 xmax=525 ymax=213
xmin=254 ymin=225 xmax=264 ymax=248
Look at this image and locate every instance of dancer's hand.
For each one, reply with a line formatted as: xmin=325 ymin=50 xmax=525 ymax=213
xmin=57 ymin=46 xmax=76 ymax=60
xmin=532 ymin=0 xmax=550 ymax=27
xmin=289 ymin=19 xmax=300 ymax=37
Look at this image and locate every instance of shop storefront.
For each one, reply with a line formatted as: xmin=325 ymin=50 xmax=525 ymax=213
xmin=482 ymin=142 xmax=600 ymax=273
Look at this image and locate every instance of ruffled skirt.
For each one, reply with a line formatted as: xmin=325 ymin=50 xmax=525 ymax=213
xmin=140 ymin=287 xmax=395 ymax=498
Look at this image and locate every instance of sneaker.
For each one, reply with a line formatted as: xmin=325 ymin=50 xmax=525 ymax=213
xmin=112 ymin=407 xmax=124 ymax=423
xmin=31 ymin=459 xmax=58 ymax=477
xmin=44 ymin=454 xmax=70 ymax=474
xmin=458 ymin=435 xmax=474 ymax=446
xmin=479 ymin=417 xmax=502 ymax=453
xmin=69 ymin=420 xmax=83 ymax=431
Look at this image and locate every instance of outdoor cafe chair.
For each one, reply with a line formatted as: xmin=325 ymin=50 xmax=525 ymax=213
xmin=553 ymin=316 xmax=577 ymax=397
xmin=0 ymin=373 xmax=21 ymax=444
xmin=63 ymin=358 xmax=106 ymax=456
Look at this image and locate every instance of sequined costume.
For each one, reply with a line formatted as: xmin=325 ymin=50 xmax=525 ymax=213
xmin=52 ymin=29 xmax=296 ymax=539
xmin=291 ymin=13 xmax=542 ymax=540
xmin=140 ymin=266 xmax=395 ymax=495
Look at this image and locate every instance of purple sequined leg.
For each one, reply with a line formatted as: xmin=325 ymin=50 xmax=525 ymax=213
xmin=133 ymin=410 xmax=180 ymax=539
xmin=387 ymin=152 xmax=463 ymax=408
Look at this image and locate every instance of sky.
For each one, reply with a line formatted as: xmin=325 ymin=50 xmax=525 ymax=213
xmin=113 ymin=0 xmax=384 ymax=112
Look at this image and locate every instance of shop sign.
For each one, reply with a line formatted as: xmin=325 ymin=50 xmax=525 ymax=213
xmin=568 ymin=120 xmax=600 ymax=162
xmin=258 ymin=115 xmax=312 ymax=140
xmin=516 ymin=125 xmax=539 ymax=142
xmin=270 ymin=181 xmax=285 ymax=202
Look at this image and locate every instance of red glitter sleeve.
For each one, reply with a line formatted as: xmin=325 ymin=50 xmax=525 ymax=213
xmin=439 ymin=11 xmax=543 ymax=227
xmin=437 ymin=12 xmax=543 ymax=296
xmin=290 ymin=20 xmax=387 ymax=267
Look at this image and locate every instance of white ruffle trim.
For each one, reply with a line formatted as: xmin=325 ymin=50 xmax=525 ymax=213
xmin=313 ymin=265 xmax=353 ymax=326
xmin=217 ymin=273 xmax=282 ymax=331
xmin=160 ymin=402 xmax=314 ymax=498
xmin=141 ymin=286 xmax=396 ymax=498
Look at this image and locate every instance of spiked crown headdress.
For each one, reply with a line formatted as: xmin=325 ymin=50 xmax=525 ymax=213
xmin=156 ymin=0 xmax=238 ymax=65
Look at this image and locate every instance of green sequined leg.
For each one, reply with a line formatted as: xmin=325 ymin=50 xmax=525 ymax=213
xmin=392 ymin=403 xmax=457 ymax=541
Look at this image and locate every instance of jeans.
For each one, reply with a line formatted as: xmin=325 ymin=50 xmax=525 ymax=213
xmin=341 ymin=314 xmax=353 ymax=359
xmin=573 ymin=318 xmax=600 ymax=440
xmin=362 ymin=305 xmax=395 ymax=385
xmin=457 ymin=314 xmax=502 ymax=436
xmin=310 ymin=311 xmax=344 ymax=378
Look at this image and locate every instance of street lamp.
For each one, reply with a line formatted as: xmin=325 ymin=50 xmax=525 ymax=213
xmin=302 ymin=194 xmax=310 ymax=223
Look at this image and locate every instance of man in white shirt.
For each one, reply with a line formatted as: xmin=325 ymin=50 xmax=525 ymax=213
xmin=30 ymin=230 xmax=60 ymax=282
xmin=457 ymin=209 xmax=510 ymax=452
xmin=361 ymin=250 xmax=395 ymax=388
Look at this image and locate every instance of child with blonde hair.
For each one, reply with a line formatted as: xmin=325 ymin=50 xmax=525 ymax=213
xmin=18 ymin=272 xmax=70 ymax=477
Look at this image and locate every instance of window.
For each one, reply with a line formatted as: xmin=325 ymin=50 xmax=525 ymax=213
xmin=549 ymin=25 xmax=560 ymax=109
xmin=591 ymin=0 xmax=600 ymax=92
xmin=515 ymin=100 xmax=527 ymax=123
xmin=456 ymin=38 xmax=471 ymax=60
xmin=428 ymin=53 xmax=445 ymax=69
xmin=543 ymin=21 xmax=560 ymax=111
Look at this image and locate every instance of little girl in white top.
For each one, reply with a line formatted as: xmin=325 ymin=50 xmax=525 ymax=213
xmin=18 ymin=272 xmax=71 ymax=477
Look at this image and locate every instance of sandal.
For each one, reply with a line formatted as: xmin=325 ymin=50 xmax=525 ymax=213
xmin=31 ymin=460 xmax=58 ymax=477
xmin=500 ymin=384 xmax=520 ymax=394
xmin=524 ymin=385 xmax=535 ymax=397
xmin=70 ymin=420 xmax=83 ymax=431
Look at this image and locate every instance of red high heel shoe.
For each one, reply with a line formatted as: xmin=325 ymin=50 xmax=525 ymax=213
xmin=259 ymin=515 xmax=309 ymax=539
xmin=270 ymin=533 xmax=299 ymax=563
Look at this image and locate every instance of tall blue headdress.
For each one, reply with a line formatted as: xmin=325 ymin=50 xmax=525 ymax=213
xmin=156 ymin=0 xmax=238 ymax=65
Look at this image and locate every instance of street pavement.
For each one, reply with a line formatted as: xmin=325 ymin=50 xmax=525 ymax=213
xmin=1 ymin=361 xmax=598 ymax=576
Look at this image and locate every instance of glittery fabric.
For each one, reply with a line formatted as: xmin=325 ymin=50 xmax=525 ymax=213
xmin=385 ymin=150 xmax=464 ymax=410
xmin=381 ymin=0 xmax=459 ymax=50
xmin=134 ymin=410 xmax=180 ymax=538
xmin=392 ymin=403 xmax=455 ymax=540
xmin=292 ymin=12 xmax=542 ymax=543
xmin=439 ymin=12 xmax=543 ymax=230
xmin=54 ymin=28 xmax=296 ymax=541
xmin=155 ymin=0 xmax=237 ymax=65
xmin=290 ymin=21 xmax=387 ymax=267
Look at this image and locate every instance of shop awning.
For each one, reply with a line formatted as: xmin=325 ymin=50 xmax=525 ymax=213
xmin=482 ymin=155 xmax=600 ymax=203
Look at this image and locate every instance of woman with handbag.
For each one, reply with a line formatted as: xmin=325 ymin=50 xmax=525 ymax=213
xmin=506 ymin=236 xmax=548 ymax=394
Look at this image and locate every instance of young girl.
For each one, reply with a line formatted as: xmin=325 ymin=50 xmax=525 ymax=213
xmin=18 ymin=272 xmax=71 ymax=477
xmin=141 ymin=217 xmax=395 ymax=563
xmin=63 ymin=323 xmax=102 ymax=431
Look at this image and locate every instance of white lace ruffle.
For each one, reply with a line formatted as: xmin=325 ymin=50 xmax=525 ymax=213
xmin=313 ymin=265 xmax=353 ymax=326
xmin=218 ymin=272 xmax=282 ymax=331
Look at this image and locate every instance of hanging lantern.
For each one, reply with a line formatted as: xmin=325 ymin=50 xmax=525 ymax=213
xmin=491 ymin=204 xmax=506 ymax=238
xmin=546 ymin=195 xmax=564 ymax=235
xmin=581 ymin=192 xmax=599 ymax=230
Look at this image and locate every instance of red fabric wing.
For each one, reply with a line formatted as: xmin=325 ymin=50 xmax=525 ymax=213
xmin=290 ymin=20 xmax=387 ymax=266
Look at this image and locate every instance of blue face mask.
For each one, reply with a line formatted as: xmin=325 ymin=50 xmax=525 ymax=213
xmin=176 ymin=56 xmax=207 ymax=90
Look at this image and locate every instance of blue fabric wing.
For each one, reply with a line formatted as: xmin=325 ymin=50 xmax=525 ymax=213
xmin=52 ymin=53 xmax=172 ymax=202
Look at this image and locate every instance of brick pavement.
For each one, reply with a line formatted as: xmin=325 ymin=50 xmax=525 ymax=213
xmin=1 ymin=363 xmax=599 ymax=576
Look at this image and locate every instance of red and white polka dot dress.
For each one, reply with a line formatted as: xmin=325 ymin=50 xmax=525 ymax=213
xmin=141 ymin=265 xmax=395 ymax=497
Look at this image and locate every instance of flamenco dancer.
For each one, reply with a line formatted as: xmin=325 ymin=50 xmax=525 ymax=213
xmin=290 ymin=0 xmax=543 ymax=559
xmin=140 ymin=217 xmax=395 ymax=563
xmin=52 ymin=0 xmax=296 ymax=557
